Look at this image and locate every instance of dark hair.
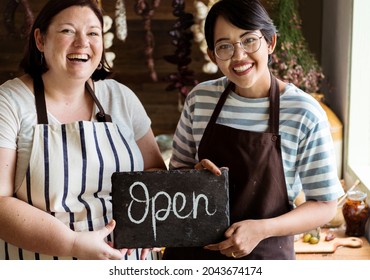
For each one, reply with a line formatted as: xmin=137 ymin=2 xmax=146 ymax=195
xmin=205 ymin=0 xmax=276 ymax=58
xmin=20 ymin=0 xmax=111 ymax=80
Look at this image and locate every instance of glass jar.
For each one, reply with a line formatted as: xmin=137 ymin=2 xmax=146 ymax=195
xmin=342 ymin=190 xmax=369 ymax=237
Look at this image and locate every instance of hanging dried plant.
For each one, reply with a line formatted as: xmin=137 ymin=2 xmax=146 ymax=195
xmin=115 ymin=0 xmax=128 ymax=41
xmin=267 ymin=0 xmax=325 ymax=93
xmin=97 ymin=1 xmax=116 ymax=68
xmin=191 ymin=0 xmax=219 ymax=74
xmin=102 ymin=15 xmax=116 ymax=68
xmin=134 ymin=0 xmax=161 ymax=82
xmin=4 ymin=0 xmax=34 ymax=39
xmin=164 ymin=0 xmax=198 ymax=100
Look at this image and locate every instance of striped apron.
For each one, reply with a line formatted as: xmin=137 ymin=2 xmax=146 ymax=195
xmin=1 ymin=78 xmax=160 ymax=260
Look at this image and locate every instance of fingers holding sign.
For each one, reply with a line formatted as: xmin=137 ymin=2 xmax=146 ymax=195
xmin=195 ymin=159 xmax=226 ymax=176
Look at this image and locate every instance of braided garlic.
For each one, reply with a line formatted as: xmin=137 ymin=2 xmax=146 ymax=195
xmin=191 ymin=0 xmax=219 ymax=74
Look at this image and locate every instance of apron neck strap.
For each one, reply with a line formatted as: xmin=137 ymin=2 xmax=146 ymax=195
xmin=33 ymin=76 xmax=112 ymax=124
xmin=85 ymin=82 xmax=112 ymax=122
xmin=268 ymin=73 xmax=280 ymax=134
xmin=33 ymin=75 xmax=48 ymax=124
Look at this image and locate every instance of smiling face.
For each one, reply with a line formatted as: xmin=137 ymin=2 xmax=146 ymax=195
xmin=34 ymin=5 xmax=103 ymax=82
xmin=208 ymin=16 xmax=276 ymax=97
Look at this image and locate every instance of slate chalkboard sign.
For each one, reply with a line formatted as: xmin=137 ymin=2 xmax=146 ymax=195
xmin=111 ymin=169 xmax=229 ymax=248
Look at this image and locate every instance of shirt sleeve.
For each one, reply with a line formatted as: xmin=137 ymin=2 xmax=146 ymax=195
xmin=0 ymin=93 xmax=18 ymax=150
xmin=297 ymin=117 xmax=344 ymax=201
xmin=98 ymin=79 xmax=151 ymax=141
xmin=123 ymin=84 xmax=151 ymax=141
xmin=169 ymin=93 xmax=198 ymax=169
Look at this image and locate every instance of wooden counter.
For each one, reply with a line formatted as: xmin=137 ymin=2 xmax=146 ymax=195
xmin=295 ymin=227 xmax=370 ymax=260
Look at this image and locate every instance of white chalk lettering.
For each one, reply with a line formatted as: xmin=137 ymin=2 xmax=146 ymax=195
xmin=127 ymin=181 xmax=217 ymax=240
xmin=193 ymin=193 xmax=217 ymax=218
xmin=173 ymin=192 xmax=192 ymax=219
xmin=151 ymin=191 xmax=171 ymax=240
xmin=127 ymin=182 xmax=149 ymax=224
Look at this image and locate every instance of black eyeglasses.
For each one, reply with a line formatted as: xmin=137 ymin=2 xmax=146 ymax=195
xmin=214 ymin=33 xmax=264 ymax=61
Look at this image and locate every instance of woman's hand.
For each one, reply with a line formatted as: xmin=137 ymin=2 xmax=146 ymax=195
xmin=71 ymin=220 xmax=125 ymax=260
xmin=124 ymin=247 xmax=162 ymax=260
xmin=71 ymin=220 xmax=161 ymax=260
xmin=138 ymin=247 xmax=163 ymax=260
xmin=204 ymin=220 xmax=266 ymax=258
xmin=194 ymin=159 xmax=224 ymax=176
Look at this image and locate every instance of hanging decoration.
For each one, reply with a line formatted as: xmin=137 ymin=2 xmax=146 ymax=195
xmin=103 ymin=14 xmax=116 ymax=68
xmin=191 ymin=0 xmax=219 ymax=74
xmin=98 ymin=1 xmax=116 ymax=68
xmin=134 ymin=0 xmax=161 ymax=82
xmin=115 ymin=0 xmax=128 ymax=41
xmin=4 ymin=0 xmax=34 ymax=39
xmin=267 ymin=0 xmax=325 ymax=93
xmin=164 ymin=0 xmax=198 ymax=109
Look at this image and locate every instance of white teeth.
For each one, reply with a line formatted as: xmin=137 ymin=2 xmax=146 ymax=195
xmin=233 ymin=64 xmax=252 ymax=72
xmin=67 ymin=54 xmax=89 ymax=60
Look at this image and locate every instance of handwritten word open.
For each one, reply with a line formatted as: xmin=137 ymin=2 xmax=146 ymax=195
xmin=127 ymin=182 xmax=217 ymax=240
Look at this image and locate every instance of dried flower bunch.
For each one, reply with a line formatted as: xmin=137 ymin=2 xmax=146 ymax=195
xmin=191 ymin=0 xmax=219 ymax=74
xmin=134 ymin=0 xmax=161 ymax=82
xmin=267 ymin=0 xmax=325 ymax=93
xmin=4 ymin=0 xmax=34 ymax=39
xmin=164 ymin=0 xmax=198 ymax=97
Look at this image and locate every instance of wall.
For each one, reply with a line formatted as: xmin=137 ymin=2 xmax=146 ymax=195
xmin=321 ymin=0 xmax=352 ymax=181
xmin=0 ymin=0 xmax=344 ymax=137
xmin=321 ymin=0 xmax=352 ymax=124
xmin=298 ymin=0 xmax=323 ymax=64
xmin=0 ymin=0 xmax=221 ymax=136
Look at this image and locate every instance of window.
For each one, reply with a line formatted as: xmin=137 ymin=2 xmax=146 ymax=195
xmin=347 ymin=0 xmax=370 ymax=189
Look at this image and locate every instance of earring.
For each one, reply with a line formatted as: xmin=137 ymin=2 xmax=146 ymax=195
xmin=97 ymin=62 xmax=103 ymax=70
xmin=40 ymin=52 xmax=44 ymax=65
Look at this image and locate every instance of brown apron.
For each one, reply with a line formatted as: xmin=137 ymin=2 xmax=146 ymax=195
xmin=163 ymin=74 xmax=295 ymax=260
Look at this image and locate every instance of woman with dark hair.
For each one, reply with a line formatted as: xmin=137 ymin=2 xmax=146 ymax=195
xmin=20 ymin=0 xmax=112 ymax=81
xmin=0 ymin=0 xmax=166 ymax=260
xmin=163 ymin=0 xmax=343 ymax=260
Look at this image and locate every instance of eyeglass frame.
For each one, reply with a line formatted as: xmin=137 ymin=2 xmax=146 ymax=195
xmin=213 ymin=33 xmax=264 ymax=61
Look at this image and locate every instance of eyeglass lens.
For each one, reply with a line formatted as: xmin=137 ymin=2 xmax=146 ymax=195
xmin=215 ymin=34 xmax=262 ymax=60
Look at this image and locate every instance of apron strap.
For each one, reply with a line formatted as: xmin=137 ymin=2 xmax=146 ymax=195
xmin=33 ymin=76 xmax=112 ymax=124
xmin=268 ymin=73 xmax=280 ymax=134
xmin=85 ymin=82 xmax=112 ymax=122
xmin=33 ymin=75 xmax=49 ymax=124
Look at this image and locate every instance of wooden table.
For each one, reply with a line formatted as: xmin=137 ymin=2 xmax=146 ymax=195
xmin=295 ymin=227 xmax=370 ymax=260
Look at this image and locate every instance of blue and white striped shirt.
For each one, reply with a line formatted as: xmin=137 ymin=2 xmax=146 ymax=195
xmin=170 ymin=76 xmax=344 ymax=204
